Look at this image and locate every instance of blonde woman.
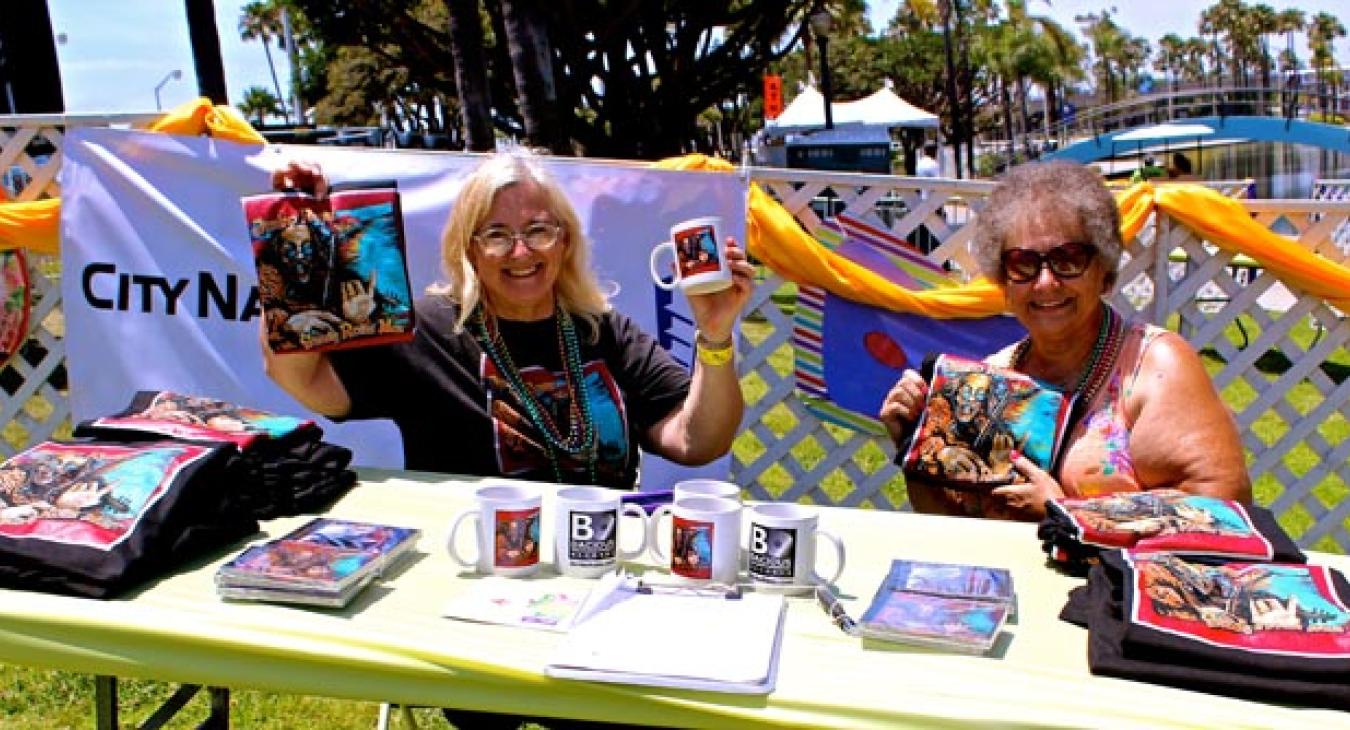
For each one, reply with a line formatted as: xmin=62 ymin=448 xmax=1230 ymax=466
xmin=264 ymin=152 xmax=753 ymax=488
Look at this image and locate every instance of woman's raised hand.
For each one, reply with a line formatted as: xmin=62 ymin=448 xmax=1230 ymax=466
xmin=270 ymin=160 xmax=329 ymax=198
xmin=683 ymin=238 xmax=755 ymax=342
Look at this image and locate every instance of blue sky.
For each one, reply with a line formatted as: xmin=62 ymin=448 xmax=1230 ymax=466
xmin=49 ymin=0 xmax=1350 ymax=115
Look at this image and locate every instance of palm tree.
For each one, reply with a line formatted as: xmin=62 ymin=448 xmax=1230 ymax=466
xmin=446 ymin=0 xmax=494 ymax=151
xmin=1275 ymin=8 xmax=1304 ymax=72
xmin=1307 ymin=12 xmax=1347 ymax=118
xmin=185 ymin=0 xmax=228 ymax=104
xmin=1249 ymin=3 xmax=1277 ymax=90
xmin=1155 ymin=34 xmax=1187 ymax=92
xmin=239 ymin=1 xmax=290 ymax=124
xmin=238 ymin=86 xmax=283 ymax=126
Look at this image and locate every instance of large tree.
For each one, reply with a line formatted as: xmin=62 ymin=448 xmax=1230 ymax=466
xmin=294 ymin=0 xmax=814 ymax=158
xmin=0 ymin=0 xmax=65 ymax=114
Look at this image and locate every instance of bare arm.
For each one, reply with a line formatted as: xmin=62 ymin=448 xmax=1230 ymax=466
xmin=1125 ymin=331 xmax=1252 ymax=502
xmin=644 ymin=241 xmax=754 ymax=465
xmin=260 ymin=329 xmax=353 ymax=418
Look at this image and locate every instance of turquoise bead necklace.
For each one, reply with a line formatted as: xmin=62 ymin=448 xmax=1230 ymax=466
xmin=474 ymin=304 xmax=597 ymax=484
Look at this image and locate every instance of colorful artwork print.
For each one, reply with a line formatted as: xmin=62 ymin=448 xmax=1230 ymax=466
xmin=903 ymin=354 xmax=1069 ymax=487
xmin=673 ymin=223 xmax=720 ymax=277
xmin=1130 ymin=554 xmax=1350 ymax=656
xmin=91 ymin=391 xmax=311 ymax=449
xmin=0 ymin=442 xmax=208 ymax=548
xmin=484 ymin=356 xmax=628 ymax=483
xmin=892 ymin=561 xmax=1013 ymax=602
xmin=866 ymin=592 xmax=1006 ymax=646
xmin=671 ymin=516 xmax=714 ymax=580
xmin=245 ymin=186 xmax=414 ymax=354
xmin=226 ymin=540 xmax=371 ymax=585
xmin=493 ymin=507 xmax=540 ymax=568
xmin=0 ymin=248 xmax=30 ymax=370
xmin=1064 ymin=490 xmax=1272 ymax=558
xmin=285 ymin=518 xmax=417 ymax=554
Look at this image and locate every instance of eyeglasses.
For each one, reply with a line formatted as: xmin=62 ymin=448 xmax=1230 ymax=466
xmin=473 ymin=222 xmax=562 ymax=256
xmin=1000 ymin=242 xmax=1097 ymax=284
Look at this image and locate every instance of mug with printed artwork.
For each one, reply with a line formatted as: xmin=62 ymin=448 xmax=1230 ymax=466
xmin=649 ymin=216 xmax=733 ymax=295
xmin=648 ymin=495 xmax=742 ymax=586
xmin=447 ymin=483 xmax=542 ymax=577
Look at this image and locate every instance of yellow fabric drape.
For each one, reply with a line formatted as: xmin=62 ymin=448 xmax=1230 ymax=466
xmin=657 ymin=156 xmax=1350 ymax=317
xmin=0 ymin=198 xmax=60 ymax=255
xmin=0 ymin=98 xmax=265 ymax=253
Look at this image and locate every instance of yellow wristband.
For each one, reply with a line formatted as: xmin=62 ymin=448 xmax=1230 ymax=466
xmin=696 ymin=332 xmax=735 ymax=368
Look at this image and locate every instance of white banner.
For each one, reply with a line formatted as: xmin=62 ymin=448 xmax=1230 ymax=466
xmin=60 ymin=129 xmax=747 ymax=489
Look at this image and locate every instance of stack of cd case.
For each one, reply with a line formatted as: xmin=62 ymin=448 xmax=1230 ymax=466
xmin=216 ymin=518 xmax=421 ymax=608
xmin=858 ymin=559 xmax=1014 ymax=654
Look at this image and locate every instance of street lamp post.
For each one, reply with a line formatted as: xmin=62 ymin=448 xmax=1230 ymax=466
xmin=154 ymin=69 xmax=183 ymax=111
xmin=809 ymin=9 xmax=835 ymax=130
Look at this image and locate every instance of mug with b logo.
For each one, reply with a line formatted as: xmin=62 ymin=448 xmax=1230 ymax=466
xmin=447 ymin=483 xmax=542 ymax=577
xmin=648 ymin=496 xmax=742 ymax=586
xmin=746 ymin=503 xmax=845 ymax=593
xmin=553 ymin=486 xmax=649 ymax=578
xmin=649 ymin=216 xmax=733 ymax=295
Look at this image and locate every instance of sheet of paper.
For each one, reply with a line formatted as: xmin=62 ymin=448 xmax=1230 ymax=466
xmin=442 ymin=578 xmax=593 ymax=633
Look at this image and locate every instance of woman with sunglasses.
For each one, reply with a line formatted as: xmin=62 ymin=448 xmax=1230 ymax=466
xmin=263 ymin=151 xmax=754 ymax=489
xmin=880 ymin=161 xmax=1250 ymax=520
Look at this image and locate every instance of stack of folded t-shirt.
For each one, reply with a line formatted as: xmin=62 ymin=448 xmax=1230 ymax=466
xmin=1038 ymin=489 xmax=1304 ymax=575
xmin=75 ymin=390 xmax=357 ymax=519
xmin=1061 ymin=550 xmax=1350 ymax=710
xmin=0 ymin=439 xmax=257 ymax=597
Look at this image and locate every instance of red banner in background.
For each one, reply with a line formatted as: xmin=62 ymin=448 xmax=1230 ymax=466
xmin=763 ymin=75 xmax=783 ymax=120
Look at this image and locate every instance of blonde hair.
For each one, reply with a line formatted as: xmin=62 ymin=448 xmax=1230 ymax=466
xmin=429 ymin=150 xmax=610 ymax=335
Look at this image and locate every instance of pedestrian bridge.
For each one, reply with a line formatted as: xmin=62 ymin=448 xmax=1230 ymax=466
xmin=1049 ymin=115 xmax=1350 ymax=164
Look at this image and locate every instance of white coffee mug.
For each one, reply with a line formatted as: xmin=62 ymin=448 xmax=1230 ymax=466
xmin=648 ymin=496 xmax=742 ymax=585
xmin=746 ymin=503 xmax=846 ymax=593
xmin=553 ymin=486 xmax=649 ymax=578
xmin=649 ymin=216 xmax=733 ymax=295
xmin=447 ymin=483 xmax=542 ymax=577
xmin=673 ymin=478 xmax=742 ymax=503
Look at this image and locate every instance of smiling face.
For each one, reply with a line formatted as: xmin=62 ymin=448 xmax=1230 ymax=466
xmin=1001 ymin=212 xmax=1108 ymax=342
xmin=470 ymin=182 xmax=566 ymax=321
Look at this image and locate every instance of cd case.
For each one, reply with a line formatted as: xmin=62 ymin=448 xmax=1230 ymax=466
xmin=858 ymin=559 xmax=1014 ymax=654
xmin=901 ymin=353 xmax=1072 ymax=491
xmin=244 ymin=181 xmax=416 ymax=354
xmin=216 ymin=518 xmax=420 ymax=606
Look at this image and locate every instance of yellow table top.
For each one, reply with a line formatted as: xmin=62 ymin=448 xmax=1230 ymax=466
xmin=0 ymin=469 xmax=1345 ymax=728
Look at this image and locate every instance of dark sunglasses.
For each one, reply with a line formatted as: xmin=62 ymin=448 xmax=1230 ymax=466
xmin=1000 ymin=242 xmax=1097 ymax=284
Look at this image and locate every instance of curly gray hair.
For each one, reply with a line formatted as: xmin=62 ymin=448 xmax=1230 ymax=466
xmin=969 ymin=160 xmax=1123 ymax=290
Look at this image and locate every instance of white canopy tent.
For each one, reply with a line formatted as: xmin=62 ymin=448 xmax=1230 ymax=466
xmin=767 ymin=83 xmax=940 ymax=135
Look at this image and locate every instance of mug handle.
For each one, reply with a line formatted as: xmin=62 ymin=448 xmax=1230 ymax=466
xmin=647 ymin=504 xmax=673 ymax=563
xmin=648 ymin=241 xmax=678 ymax=291
xmin=446 ymin=510 xmax=481 ymax=568
xmin=814 ymin=529 xmax=846 ymax=585
xmin=617 ymin=503 xmax=649 ymax=560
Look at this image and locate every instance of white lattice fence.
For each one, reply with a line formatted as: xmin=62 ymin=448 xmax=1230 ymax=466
xmin=736 ymin=168 xmax=1350 ymax=553
xmin=1 ymin=116 xmax=1347 ymax=550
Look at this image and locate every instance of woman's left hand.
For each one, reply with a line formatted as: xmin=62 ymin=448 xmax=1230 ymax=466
xmin=684 ymin=238 xmax=755 ymax=342
xmin=989 ymin=452 xmax=1065 ymax=521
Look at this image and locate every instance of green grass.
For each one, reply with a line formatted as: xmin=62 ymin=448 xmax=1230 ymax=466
xmin=2 ymin=298 xmax=1346 ymax=726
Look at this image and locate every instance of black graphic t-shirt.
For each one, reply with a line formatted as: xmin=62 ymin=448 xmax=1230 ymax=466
xmin=330 ymin=296 xmax=690 ymax=488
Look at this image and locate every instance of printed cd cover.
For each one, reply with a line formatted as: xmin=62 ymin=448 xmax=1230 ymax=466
xmin=902 ymin=353 xmax=1071 ymax=490
xmin=243 ymin=181 xmax=415 ymax=354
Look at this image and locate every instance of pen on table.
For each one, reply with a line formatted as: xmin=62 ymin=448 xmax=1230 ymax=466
xmin=815 ymin=583 xmax=859 ymax=636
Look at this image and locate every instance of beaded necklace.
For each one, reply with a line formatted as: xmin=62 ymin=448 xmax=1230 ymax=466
xmin=1011 ymin=304 xmax=1123 ymax=411
xmin=473 ymin=304 xmax=597 ymax=484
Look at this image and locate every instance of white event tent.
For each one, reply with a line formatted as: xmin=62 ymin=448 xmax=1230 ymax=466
xmin=766 ymin=82 xmax=940 ymax=135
